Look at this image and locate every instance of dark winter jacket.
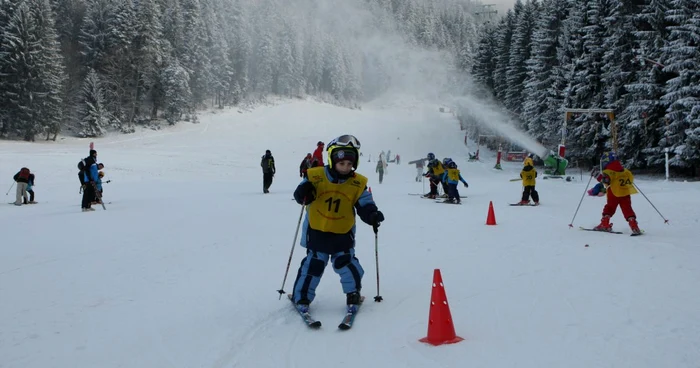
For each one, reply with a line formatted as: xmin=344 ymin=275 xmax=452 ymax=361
xmin=13 ymin=168 xmax=30 ymax=183
xmin=300 ymin=157 xmax=312 ymax=176
xmin=261 ymin=154 xmax=276 ymax=174
xmin=27 ymin=174 xmax=35 ymax=190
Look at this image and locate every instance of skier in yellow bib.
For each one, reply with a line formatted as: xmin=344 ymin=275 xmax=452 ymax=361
xmin=291 ymin=135 xmax=384 ymax=309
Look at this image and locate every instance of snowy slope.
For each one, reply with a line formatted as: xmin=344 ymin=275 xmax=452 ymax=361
xmin=1 ymin=98 xmax=699 ymax=368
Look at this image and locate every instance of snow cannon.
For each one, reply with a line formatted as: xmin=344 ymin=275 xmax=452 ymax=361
xmin=542 ymin=150 xmax=568 ymax=176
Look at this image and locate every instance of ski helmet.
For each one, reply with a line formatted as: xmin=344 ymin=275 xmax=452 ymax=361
xmin=327 ymin=135 xmax=361 ymax=169
xmin=427 ymin=152 xmax=436 ymax=160
xmin=523 ymin=157 xmax=534 ymax=167
xmin=448 ymin=161 xmax=457 ymax=169
xmin=600 ymin=151 xmax=617 ymax=171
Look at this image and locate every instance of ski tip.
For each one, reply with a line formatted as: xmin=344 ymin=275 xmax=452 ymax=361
xmin=338 ymin=323 xmax=351 ymax=330
xmin=310 ymin=321 xmax=322 ymax=328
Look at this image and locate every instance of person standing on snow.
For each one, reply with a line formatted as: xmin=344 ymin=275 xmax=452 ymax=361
xmin=518 ymin=157 xmax=539 ymax=205
xmin=441 ymin=161 xmax=468 ymax=204
xmin=26 ymin=172 xmax=36 ymax=204
xmin=376 ymin=159 xmax=385 ymax=184
xmin=299 ymin=153 xmax=313 ymax=178
xmin=261 ymin=149 xmax=276 ymax=193
xmin=291 ymin=134 xmax=384 ymax=312
xmin=312 ymin=141 xmax=325 ymax=167
xmin=12 ymin=167 xmax=31 ymax=206
xmin=591 ymin=152 xmax=641 ymax=235
xmin=82 ymin=162 xmax=103 ymax=211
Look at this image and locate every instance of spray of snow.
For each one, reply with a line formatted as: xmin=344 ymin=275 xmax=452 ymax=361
xmin=453 ymin=96 xmax=550 ymax=158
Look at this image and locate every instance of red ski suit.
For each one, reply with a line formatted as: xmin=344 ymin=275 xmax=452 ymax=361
xmin=596 ymin=160 xmax=637 ymax=219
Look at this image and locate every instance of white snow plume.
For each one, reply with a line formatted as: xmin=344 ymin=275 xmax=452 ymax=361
xmin=454 ymin=96 xmax=550 ymax=157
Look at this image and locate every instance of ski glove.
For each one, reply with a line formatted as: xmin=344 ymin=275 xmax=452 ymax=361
xmin=298 ymin=181 xmax=316 ymax=204
xmin=370 ymin=211 xmax=384 ymax=232
xmin=463 ymin=182 xmax=468 ymax=188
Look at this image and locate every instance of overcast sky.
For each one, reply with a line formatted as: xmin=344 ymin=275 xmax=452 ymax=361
xmin=488 ymin=0 xmax=517 ymax=15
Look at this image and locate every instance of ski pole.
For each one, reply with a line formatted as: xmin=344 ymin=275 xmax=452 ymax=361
xmin=568 ymin=173 xmax=594 ymax=228
xmin=373 ymin=226 xmax=383 ymax=302
xmin=5 ymin=182 xmax=15 ymax=195
xmin=277 ymin=200 xmax=306 ymax=299
xmin=633 ymin=183 xmax=669 ymax=224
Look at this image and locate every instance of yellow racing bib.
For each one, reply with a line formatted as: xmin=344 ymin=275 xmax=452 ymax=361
xmin=306 ymin=167 xmax=368 ymax=234
xmin=603 ymin=168 xmax=637 ymax=197
xmin=521 ymin=169 xmax=536 ymax=186
xmin=447 ymin=168 xmax=460 ymax=182
xmin=432 ymin=162 xmax=445 ymax=176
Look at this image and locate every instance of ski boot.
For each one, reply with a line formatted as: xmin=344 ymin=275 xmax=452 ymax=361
xmin=346 ymin=291 xmax=362 ymax=313
xmin=593 ymin=215 xmax=612 ymax=232
xmin=627 ymin=217 xmax=641 ymax=235
xmin=518 ymin=200 xmax=530 ymax=205
xmin=295 ymin=298 xmax=311 ymax=313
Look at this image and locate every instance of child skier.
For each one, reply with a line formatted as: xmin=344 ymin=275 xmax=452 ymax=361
xmin=424 ymin=153 xmax=445 ymax=199
xmin=519 ymin=157 xmax=539 ymax=205
xmin=291 ymin=134 xmax=384 ymax=312
xmin=592 ymin=152 xmax=641 ymax=234
xmin=26 ymin=172 xmax=36 ymax=204
xmin=93 ymin=171 xmax=105 ymax=204
xmin=442 ymin=161 xmax=468 ymax=203
xmin=588 ymin=182 xmax=606 ymax=197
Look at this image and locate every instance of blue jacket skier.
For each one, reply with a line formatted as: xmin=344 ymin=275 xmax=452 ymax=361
xmin=291 ymin=135 xmax=384 ymax=309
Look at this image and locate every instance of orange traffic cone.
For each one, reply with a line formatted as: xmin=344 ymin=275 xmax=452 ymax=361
xmin=419 ymin=269 xmax=464 ymax=346
xmin=486 ymin=201 xmax=497 ymax=225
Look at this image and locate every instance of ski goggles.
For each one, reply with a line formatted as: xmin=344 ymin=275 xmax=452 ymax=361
xmin=328 ymin=135 xmax=361 ymax=149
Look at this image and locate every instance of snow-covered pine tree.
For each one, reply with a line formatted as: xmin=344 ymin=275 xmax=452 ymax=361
xmin=552 ymin=0 xmax=589 ymax=162
xmin=321 ymin=38 xmax=347 ymax=101
xmin=131 ymin=0 xmax=164 ymax=121
xmin=0 ymin=2 xmax=44 ymax=140
xmin=200 ymin=0 xmax=230 ymax=108
xmin=276 ymin=23 xmax=301 ymax=97
xmin=223 ymin=0 xmax=249 ymax=104
xmin=623 ymin=0 xmax=674 ymax=167
xmin=660 ymin=0 xmax=700 ymax=171
xmin=101 ymin=0 xmax=135 ymax=126
xmin=522 ymin=0 xmax=568 ymax=146
xmin=492 ymin=8 xmax=517 ymax=102
xmin=29 ymin=0 xmax=66 ymax=140
xmin=505 ymin=0 xmax=538 ymax=117
xmin=79 ymin=68 xmax=109 ymax=137
xmin=161 ymin=58 xmax=191 ymax=125
xmin=599 ymin=0 xmax=647 ymax=167
xmin=302 ymin=29 xmax=323 ymax=95
xmin=470 ymin=22 xmax=497 ymax=96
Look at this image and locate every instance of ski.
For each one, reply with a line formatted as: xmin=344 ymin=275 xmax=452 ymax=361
xmin=579 ymin=227 xmax=623 ymax=234
xmin=510 ymin=203 xmax=539 ymax=206
xmin=288 ymin=294 xmax=322 ymax=329
xmin=338 ymin=296 xmax=365 ymax=330
xmin=436 ymin=200 xmax=462 ymax=205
